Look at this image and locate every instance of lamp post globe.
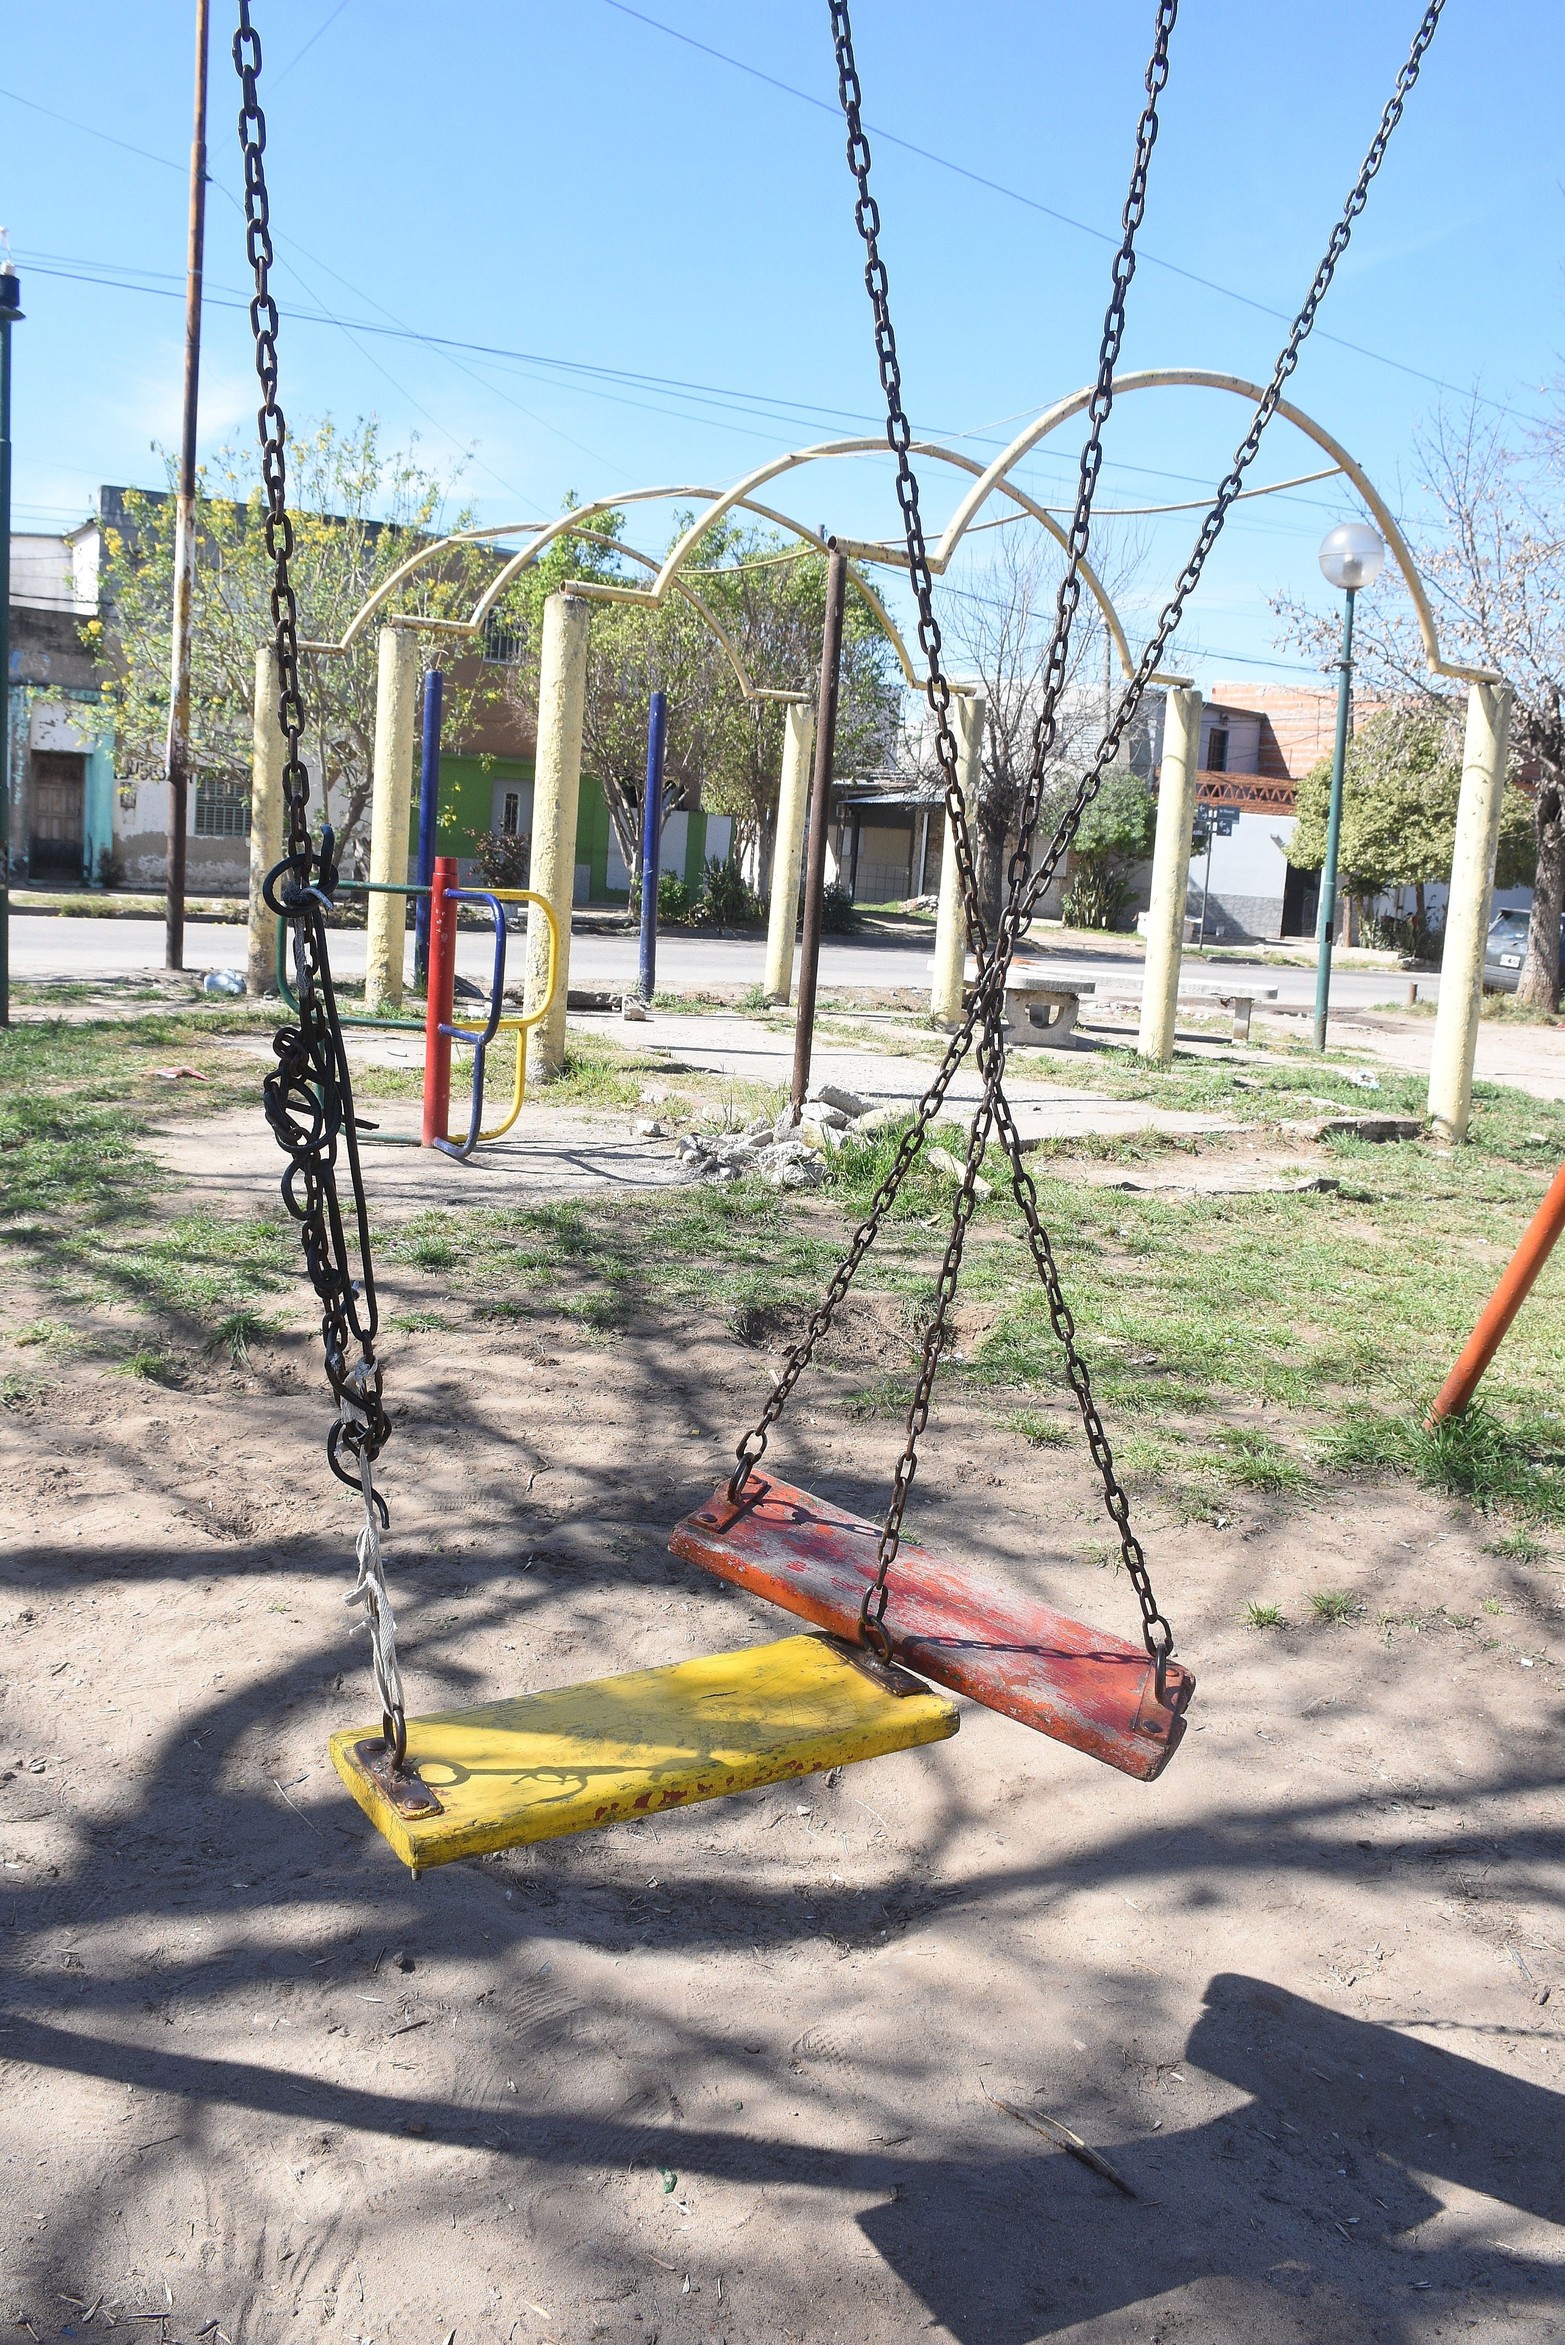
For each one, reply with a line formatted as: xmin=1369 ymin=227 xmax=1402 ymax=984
xmin=1318 ymin=520 xmax=1385 ymax=593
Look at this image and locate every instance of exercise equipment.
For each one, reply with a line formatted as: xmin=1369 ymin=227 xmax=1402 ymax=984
xmin=418 ymin=856 xmax=558 ymax=1161
xmin=330 ymin=1633 xmax=957 ymax=1874
xmin=230 ymin=0 xmax=1445 ymax=1865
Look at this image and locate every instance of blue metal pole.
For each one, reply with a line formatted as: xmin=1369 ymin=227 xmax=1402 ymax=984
xmin=1312 ymin=587 xmax=1356 ymax=1052
xmin=638 ymin=689 xmax=667 ymax=1001
xmin=414 ymin=666 xmax=443 ymax=987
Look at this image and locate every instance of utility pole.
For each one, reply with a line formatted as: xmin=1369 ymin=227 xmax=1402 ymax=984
xmin=165 ymin=0 xmax=211 ymax=972
xmin=0 ymin=243 xmax=22 ymax=1029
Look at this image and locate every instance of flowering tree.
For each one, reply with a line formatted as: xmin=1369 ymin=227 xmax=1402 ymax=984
xmin=1276 ymin=404 xmax=1565 ymax=1010
xmin=91 ymin=418 xmax=504 ymax=858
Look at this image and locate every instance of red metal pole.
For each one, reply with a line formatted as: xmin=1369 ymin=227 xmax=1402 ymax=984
xmin=1429 ymin=1157 xmax=1565 ymax=1420
xmin=421 ymin=857 xmax=457 ymax=1148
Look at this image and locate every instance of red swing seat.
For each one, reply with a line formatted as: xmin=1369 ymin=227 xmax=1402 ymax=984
xmin=670 ymin=1472 xmax=1194 ymax=1782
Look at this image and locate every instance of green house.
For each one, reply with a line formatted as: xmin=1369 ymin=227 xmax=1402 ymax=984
xmin=416 ymin=753 xmax=729 ymax=905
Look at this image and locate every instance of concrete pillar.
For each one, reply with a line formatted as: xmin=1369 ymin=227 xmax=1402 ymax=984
xmin=246 ymin=645 xmax=286 ymax=996
xmin=524 ymin=592 xmax=590 ymax=1079
xmin=364 ymin=625 xmax=420 ymax=1012
xmin=762 ymin=701 xmax=815 ymax=1004
xmin=930 ymin=692 xmax=985 ymax=1028
xmin=1137 ymin=686 xmax=1203 ymax=1064
xmin=1429 ymin=679 xmax=1514 ymax=1141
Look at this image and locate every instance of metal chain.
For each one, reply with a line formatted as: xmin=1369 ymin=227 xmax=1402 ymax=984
xmin=827 ymin=0 xmax=986 ymax=965
xmin=829 ymin=0 xmax=1179 ymax=1646
xmin=1010 ymin=0 xmax=1449 ymax=941
xmin=233 ymin=3 xmax=405 ymax=1764
xmin=738 ymin=0 xmax=1446 ymax=1669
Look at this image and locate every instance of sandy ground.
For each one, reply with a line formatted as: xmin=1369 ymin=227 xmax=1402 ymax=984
xmin=6 ymin=997 xmax=1565 ymax=2342
xmin=4 ymin=1228 xmax=1564 ymax=2344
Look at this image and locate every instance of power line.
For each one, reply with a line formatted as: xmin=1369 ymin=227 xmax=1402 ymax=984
xmin=597 ymin=0 xmax=1543 ymax=430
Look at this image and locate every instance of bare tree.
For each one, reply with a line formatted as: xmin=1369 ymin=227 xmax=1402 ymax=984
xmin=917 ymin=520 xmax=1147 ymax=937
xmin=1276 ymin=402 xmax=1565 ymax=1011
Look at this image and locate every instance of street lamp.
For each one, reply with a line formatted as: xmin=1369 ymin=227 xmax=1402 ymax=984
xmin=1312 ymin=519 xmax=1385 ymax=1052
xmin=0 ymin=239 xmax=23 ymax=1031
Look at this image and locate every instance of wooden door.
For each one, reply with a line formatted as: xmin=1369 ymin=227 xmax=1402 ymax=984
xmin=29 ymin=751 xmax=86 ymax=876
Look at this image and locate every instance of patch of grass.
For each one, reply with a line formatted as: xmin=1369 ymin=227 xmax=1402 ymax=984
xmin=211 ymin=1308 xmax=273 ymax=1366
xmin=1008 ymin=1408 xmax=1070 ymax=1449
xmin=1308 ymin=1588 xmax=1356 ymax=1624
xmin=119 ymin=1345 xmax=179 ymax=1383
xmin=1484 ymin=1526 xmax=1550 ymax=1563
xmin=1243 ymin=1601 xmax=1284 ymax=1629
xmin=846 ymin=1372 xmax=913 ymax=1421
xmin=1324 ymin=1401 xmax=1565 ymax=1523
xmin=1211 ymin=1427 xmax=1309 ymax=1494
xmin=1481 ymin=1595 xmax=1505 ymax=1616
xmin=387 ymin=1308 xmax=450 ymax=1334
xmin=8 ymin=1318 xmax=79 ymax=1353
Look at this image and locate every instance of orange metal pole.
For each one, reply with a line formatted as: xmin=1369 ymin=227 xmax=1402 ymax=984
xmin=1429 ymin=1157 xmax=1565 ymax=1420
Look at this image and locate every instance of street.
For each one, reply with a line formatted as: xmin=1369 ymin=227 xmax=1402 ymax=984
xmin=6 ymin=912 xmax=1431 ymax=1014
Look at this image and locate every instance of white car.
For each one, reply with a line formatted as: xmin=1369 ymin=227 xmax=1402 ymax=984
xmin=1485 ymin=908 xmax=1565 ymax=994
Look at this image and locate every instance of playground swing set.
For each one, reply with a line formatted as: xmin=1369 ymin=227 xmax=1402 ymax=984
xmin=230 ymin=0 xmax=1448 ymax=1876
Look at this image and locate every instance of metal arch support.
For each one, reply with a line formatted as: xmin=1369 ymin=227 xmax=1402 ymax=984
xmin=305 ymin=483 xmax=923 ymax=697
xmin=935 ymin=368 xmax=1500 ymax=686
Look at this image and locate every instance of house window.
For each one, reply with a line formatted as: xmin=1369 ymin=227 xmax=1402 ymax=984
xmin=1206 ymin=726 xmax=1229 ymax=773
xmin=194 ymin=779 xmax=251 ymax=838
xmin=501 ymin=789 xmax=522 ymax=836
xmin=483 ymin=610 xmax=524 ymax=666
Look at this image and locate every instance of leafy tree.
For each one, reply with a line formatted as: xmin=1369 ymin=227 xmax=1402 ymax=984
xmin=1275 ymin=403 xmax=1565 ymax=1008
xmin=1285 ymin=702 xmax=1534 ymax=927
xmin=694 ymin=523 xmax=902 ymax=872
xmin=499 ymin=514 xmax=901 ymax=883
xmin=1047 ymin=763 xmax=1155 ymax=931
xmin=90 ymin=418 xmax=504 ymax=859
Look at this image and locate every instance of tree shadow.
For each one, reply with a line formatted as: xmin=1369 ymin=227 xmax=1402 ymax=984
xmin=9 ymin=1975 xmax=1562 ymax=2343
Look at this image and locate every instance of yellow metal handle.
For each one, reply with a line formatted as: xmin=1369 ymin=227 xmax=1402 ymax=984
xmin=446 ymin=889 xmax=561 ymax=1149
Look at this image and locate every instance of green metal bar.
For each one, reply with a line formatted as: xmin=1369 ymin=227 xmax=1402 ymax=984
xmin=273 ymin=880 xmax=429 ymax=1031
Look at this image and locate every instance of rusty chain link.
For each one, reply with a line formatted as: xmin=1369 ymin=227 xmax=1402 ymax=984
xmin=233 ymin=4 xmax=405 ymax=1763
xmin=833 ymin=0 xmax=1179 ymax=1655
xmin=736 ymin=0 xmax=1447 ymax=1673
xmin=1010 ymin=0 xmax=1449 ymax=940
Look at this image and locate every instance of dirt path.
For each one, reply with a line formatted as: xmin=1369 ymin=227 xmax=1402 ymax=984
xmin=3 ymin=1279 xmax=1563 ymax=2344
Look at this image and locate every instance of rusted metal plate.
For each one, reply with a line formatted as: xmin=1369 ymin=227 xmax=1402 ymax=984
xmin=352 ymin=1738 xmax=444 ymax=1821
xmin=670 ymin=1473 xmax=1194 ymax=1781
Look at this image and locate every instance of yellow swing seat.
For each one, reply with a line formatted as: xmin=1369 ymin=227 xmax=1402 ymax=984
xmin=329 ymin=1633 xmax=958 ymax=1873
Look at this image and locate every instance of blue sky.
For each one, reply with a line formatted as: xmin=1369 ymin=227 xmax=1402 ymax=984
xmin=2 ymin=0 xmax=1559 ymax=692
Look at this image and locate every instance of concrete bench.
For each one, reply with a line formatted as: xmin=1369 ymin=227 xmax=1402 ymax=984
xmin=1004 ymin=968 xmax=1096 ymax=1048
xmin=1089 ymin=981 xmax=1281 ymax=1045
xmin=963 ymin=965 xmax=1096 ymax=1047
xmin=1183 ymin=982 xmax=1279 ymax=1043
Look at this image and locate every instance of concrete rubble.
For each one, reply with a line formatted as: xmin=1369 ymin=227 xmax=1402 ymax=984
xmin=673 ymin=1082 xmax=897 ymax=1189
